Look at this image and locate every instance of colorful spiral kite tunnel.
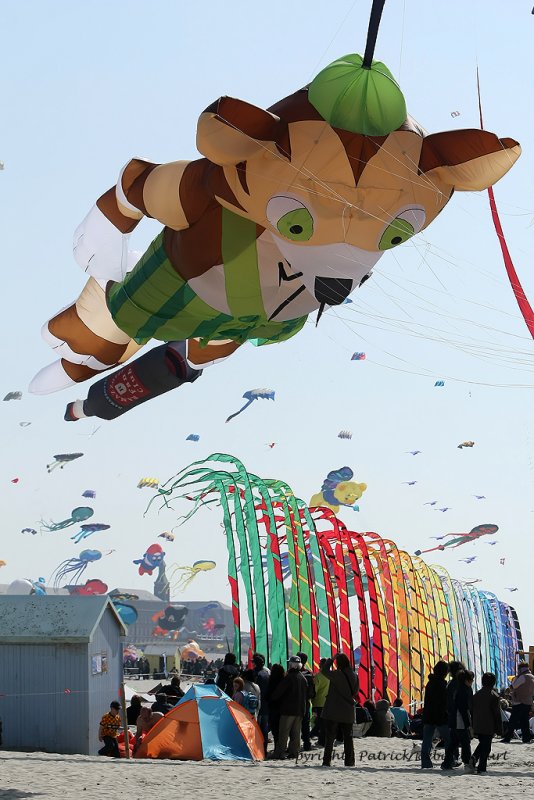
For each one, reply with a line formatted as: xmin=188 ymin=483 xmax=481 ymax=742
xmin=151 ymin=454 xmax=523 ymax=708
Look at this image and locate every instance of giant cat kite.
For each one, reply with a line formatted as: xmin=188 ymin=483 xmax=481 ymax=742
xmin=30 ymin=49 xmax=520 ymax=421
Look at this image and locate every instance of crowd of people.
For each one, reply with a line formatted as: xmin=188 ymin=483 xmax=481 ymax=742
xmin=98 ymin=653 xmax=534 ymax=771
xmin=124 ymin=656 xmax=225 ymax=680
xmin=419 ymin=659 xmax=534 ymax=773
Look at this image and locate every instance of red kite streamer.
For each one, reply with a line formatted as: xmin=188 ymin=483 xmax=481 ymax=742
xmin=477 ymin=69 xmax=534 ymax=338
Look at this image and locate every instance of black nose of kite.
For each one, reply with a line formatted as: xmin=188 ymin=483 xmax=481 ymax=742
xmin=314 ymin=277 xmax=353 ymax=306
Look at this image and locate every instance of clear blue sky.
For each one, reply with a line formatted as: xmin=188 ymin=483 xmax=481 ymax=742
xmin=1 ymin=1 xmax=533 ymax=647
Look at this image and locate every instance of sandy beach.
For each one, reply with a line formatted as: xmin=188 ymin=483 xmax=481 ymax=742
xmin=2 ymin=738 xmax=533 ymax=800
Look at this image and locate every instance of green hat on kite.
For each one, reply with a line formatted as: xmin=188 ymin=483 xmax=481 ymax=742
xmin=308 ymin=53 xmax=407 ymax=136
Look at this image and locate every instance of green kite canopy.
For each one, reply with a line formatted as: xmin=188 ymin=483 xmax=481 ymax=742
xmin=308 ymin=53 xmax=407 ymax=136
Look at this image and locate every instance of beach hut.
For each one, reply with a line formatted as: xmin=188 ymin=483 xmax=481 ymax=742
xmin=134 ymin=683 xmax=264 ymax=761
xmin=143 ymin=643 xmax=181 ymax=676
xmin=0 ymin=595 xmax=127 ymax=755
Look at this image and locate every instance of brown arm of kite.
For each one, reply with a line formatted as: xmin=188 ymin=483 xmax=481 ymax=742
xmin=96 ymin=158 xmax=202 ymax=233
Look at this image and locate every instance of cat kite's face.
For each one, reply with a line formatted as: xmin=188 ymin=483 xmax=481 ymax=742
xmin=197 ymin=93 xmax=519 ymax=307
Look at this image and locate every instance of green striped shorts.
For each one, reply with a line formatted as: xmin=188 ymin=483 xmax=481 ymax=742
xmin=107 ymin=232 xmax=307 ymax=347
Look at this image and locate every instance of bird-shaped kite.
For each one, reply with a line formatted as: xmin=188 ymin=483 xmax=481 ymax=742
xmin=406 ymin=450 xmax=422 ymax=456
xmin=435 ymin=507 xmax=451 ymax=512
xmin=459 ymin=556 xmax=477 ymax=564
xmin=473 ymin=494 xmax=486 ymax=500
xmin=424 ymin=501 xmax=438 ymax=506
xmin=403 ymin=481 xmax=418 ymax=486
xmin=505 ymin=587 xmax=518 ymax=592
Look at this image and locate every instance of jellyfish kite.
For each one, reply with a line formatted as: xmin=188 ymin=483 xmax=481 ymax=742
xmin=41 ymin=506 xmax=94 ymax=532
xmin=70 ymin=523 xmax=110 ymax=544
xmin=51 ymin=549 xmax=102 ymax=588
xmin=168 ymin=560 xmax=216 ymax=592
xmin=46 ymin=453 xmax=84 ymax=473
xmin=226 ymin=389 xmax=275 ymax=423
